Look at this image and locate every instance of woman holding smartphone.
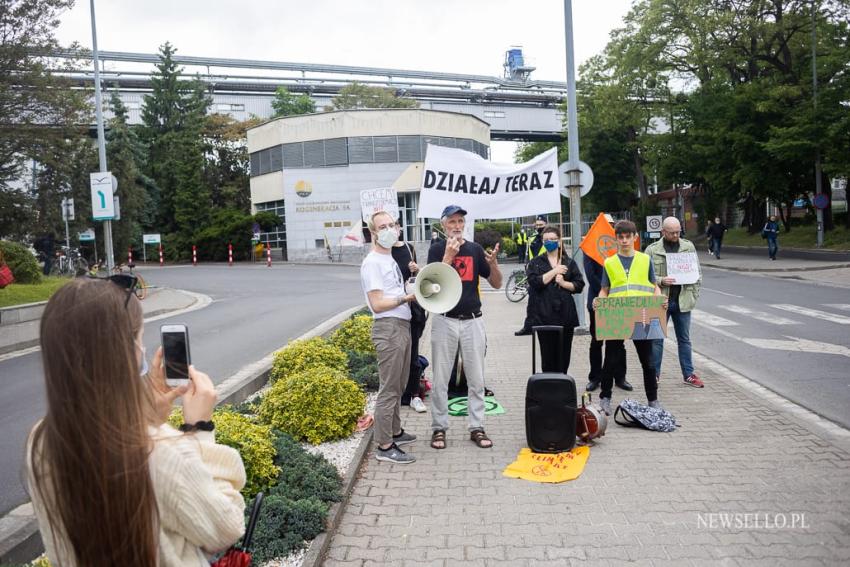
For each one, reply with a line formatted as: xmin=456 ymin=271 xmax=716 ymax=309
xmin=26 ymin=277 xmax=246 ymax=567
xmin=525 ymin=225 xmax=585 ymax=374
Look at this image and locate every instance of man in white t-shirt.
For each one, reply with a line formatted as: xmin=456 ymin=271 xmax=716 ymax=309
xmin=360 ymin=211 xmax=418 ymax=464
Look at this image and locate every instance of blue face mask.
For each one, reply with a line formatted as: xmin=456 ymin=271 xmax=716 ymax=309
xmin=543 ymin=240 xmax=560 ymax=253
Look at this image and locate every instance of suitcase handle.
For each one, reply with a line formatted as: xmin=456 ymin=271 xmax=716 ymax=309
xmin=531 ymin=325 xmax=564 ymax=374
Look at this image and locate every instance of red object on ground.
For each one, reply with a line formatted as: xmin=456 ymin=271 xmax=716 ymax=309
xmin=228 ymin=243 xmax=233 ymax=266
xmin=266 ymin=242 xmax=271 ymax=267
xmin=158 ymin=244 xmax=164 ymax=267
xmin=192 ymin=245 xmax=197 ymax=266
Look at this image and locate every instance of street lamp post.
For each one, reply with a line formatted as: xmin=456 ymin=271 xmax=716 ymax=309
xmin=90 ymin=0 xmax=115 ymax=269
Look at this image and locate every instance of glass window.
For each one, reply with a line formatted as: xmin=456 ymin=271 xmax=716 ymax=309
xmin=282 ymin=142 xmax=304 ymax=168
xmin=348 ymin=137 xmax=374 ymax=163
xmin=324 ymin=138 xmax=348 ymax=166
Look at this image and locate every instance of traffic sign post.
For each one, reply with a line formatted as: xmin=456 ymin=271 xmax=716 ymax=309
xmin=646 ymin=215 xmax=663 ymax=233
xmin=61 ymin=198 xmax=75 ymax=251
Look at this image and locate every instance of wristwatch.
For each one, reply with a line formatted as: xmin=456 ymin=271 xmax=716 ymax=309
xmin=178 ymin=420 xmax=215 ymax=433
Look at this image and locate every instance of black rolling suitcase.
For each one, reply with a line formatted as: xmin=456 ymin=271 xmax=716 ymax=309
xmin=525 ymin=325 xmax=578 ymax=453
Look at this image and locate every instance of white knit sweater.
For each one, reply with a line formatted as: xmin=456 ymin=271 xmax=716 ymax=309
xmin=27 ymin=423 xmax=247 ymax=566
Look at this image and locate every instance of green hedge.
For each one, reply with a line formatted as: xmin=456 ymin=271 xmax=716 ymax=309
xmin=270 ymin=337 xmax=348 ymax=384
xmin=329 ymin=314 xmax=374 ymax=354
xmin=0 ymin=240 xmax=41 ymax=284
xmin=346 ymin=350 xmax=379 ymax=391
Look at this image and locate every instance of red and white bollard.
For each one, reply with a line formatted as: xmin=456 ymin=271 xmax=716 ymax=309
xmin=128 ymin=247 xmax=133 ymax=265
xmin=192 ymin=245 xmax=197 ymax=266
xmin=228 ymin=243 xmax=233 ymax=267
xmin=158 ymin=244 xmax=164 ymax=267
xmin=266 ymin=242 xmax=272 ymax=267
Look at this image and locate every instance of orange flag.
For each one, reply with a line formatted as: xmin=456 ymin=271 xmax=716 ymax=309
xmin=580 ymin=213 xmax=617 ymax=266
xmin=580 ymin=213 xmax=641 ymax=265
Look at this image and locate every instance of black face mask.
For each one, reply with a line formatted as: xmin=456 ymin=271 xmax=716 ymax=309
xmin=536 ymin=227 xmax=544 ymax=233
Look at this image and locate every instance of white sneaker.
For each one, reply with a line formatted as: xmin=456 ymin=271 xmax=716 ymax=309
xmin=410 ymin=396 xmax=427 ymax=413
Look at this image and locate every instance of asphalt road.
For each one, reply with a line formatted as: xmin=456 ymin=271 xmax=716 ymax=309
xmin=666 ymin=266 xmax=850 ymax=429
xmin=0 ymin=263 xmax=363 ymax=517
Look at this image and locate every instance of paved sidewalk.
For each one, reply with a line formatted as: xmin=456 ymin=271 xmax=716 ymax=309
xmin=326 ymin=293 xmax=850 ymax=566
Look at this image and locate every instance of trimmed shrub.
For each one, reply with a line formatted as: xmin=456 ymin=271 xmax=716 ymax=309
xmin=347 ymin=349 xmax=379 ymax=391
xmin=271 ymin=431 xmax=342 ymax=503
xmin=258 ymin=366 xmax=366 ymax=444
xmin=0 ymin=240 xmax=41 ymax=284
xmin=474 ymin=228 xmax=502 ymax=251
xmin=269 ymin=337 xmax=348 ymax=384
xmin=169 ymin=406 xmax=279 ymax=497
xmin=329 ymin=314 xmax=374 ymax=354
xmin=500 ymin=236 xmax=517 ymax=256
xmin=248 ymin=494 xmax=328 ymax=563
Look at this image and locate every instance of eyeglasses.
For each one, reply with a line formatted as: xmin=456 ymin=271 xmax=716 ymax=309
xmin=107 ymin=274 xmax=139 ymax=307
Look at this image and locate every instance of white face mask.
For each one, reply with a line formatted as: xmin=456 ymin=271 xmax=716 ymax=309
xmin=136 ymin=340 xmax=149 ymax=376
xmin=376 ymin=227 xmax=398 ymax=249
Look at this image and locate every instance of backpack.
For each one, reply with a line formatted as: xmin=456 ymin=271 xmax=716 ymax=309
xmin=614 ymin=398 xmax=679 ymax=432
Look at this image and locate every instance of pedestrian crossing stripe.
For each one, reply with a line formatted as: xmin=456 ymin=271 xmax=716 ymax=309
xmin=823 ymin=304 xmax=850 ymax=312
xmin=691 ymin=310 xmax=739 ymax=326
xmin=773 ymin=304 xmax=850 ymax=325
xmin=718 ymin=305 xmax=800 ymax=325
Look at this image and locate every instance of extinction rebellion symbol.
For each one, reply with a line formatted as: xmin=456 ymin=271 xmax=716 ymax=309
xmin=596 ymin=234 xmax=617 ymax=259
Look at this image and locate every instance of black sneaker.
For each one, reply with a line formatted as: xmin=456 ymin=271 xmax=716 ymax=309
xmin=376 ymin=443 xmax=416 ymax=464
xmin=514 ymin=328 xmax=532 ymax=336
xmin=615 ymin=380 xmax=634 ymax=392
xmin=586 ymin=380 xmax=600 ymax=392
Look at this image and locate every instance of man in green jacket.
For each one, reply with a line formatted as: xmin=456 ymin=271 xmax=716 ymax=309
xmin=646 ymin=217 xmax=705 ymax=388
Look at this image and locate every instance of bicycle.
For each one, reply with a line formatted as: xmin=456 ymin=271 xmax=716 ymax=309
xmin=505 ymin=268 xmax=529 ymax=302
xmin=49 ymin=247 xmax=88 ymax=277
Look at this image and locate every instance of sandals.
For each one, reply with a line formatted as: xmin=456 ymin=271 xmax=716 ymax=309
xmin=470 ymin=429 xmax=493 ymax=449
xmin=431 ymin=429 xmax=447 ymax=450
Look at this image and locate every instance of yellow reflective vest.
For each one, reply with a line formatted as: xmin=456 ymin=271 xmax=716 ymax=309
xmin=515 ymin=230 xmax=528 ymax=245
xmin=603 ymin=252 xmax=655 ymax=297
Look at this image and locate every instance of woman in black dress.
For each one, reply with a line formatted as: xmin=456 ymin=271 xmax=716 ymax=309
xmin=525 ymin=225 xmax=585 ymax=374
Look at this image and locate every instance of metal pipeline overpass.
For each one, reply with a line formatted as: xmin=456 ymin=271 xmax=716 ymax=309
xmin=51 ymin=49 xmax=567 ymax=142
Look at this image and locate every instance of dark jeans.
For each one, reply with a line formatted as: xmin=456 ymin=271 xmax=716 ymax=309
xmin=536 ymin=326 xmax=575 ymax=375
xmin=601 ymin=339 xmax=658 ymax=403
xmin=711 ymin=237 xmax=722 ymax=258
xmin=587 ymin=309 xmax=626 ymax=384
xmin=401 ymin=319 xmax=426 ymax=404
xmin=42 ymin=255 xmax=52 ymax=275
xmin=767 ymin=237 xmax=778 ymax=259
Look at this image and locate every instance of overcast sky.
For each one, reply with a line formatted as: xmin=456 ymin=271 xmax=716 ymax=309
xmin=55 ymin=0 xmax=637 ymax=162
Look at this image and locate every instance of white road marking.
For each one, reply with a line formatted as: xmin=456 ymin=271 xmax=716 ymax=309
xmin=773 ymin=304 xmax=850 ymax=325
xmin=742 ymin=336 xmax=850 ymax=358
xmin=718 ymin=305 xmax=800 ymax=325
xmin=824 ymin=304 xmax=850 ymax=312
xmin=701 ymin=287 xmax=744 ymax=298
xmin=691 ymin=309 xmax=739 ymax=327
xmin=690 ymin=318 xmax=742 ymax=340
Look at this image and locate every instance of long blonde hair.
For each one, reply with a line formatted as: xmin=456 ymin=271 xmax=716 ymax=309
xmin=29 ymin=278 xmax=158 ymax=566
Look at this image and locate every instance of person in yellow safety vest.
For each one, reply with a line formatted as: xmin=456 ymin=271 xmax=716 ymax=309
xmin=592 ymin=219 xmax=667 ymax=416
xmin=514 ymin=228 xmax=528 ymax=264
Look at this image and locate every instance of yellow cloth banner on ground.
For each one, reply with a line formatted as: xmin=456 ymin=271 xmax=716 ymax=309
xmin=502 ymin=446 xmax=590 ymax=483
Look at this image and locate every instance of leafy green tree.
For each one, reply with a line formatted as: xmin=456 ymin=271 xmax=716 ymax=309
xmin=328 ymin=82 xmax=419 ymax=110
xmin=0 ymin=0 xmax=91 ymax=238
xmin=203 ymin=114 xmax=261 ymax=213
xmin=140 ymin=43 xmax=211 ymax=251
xmin=271 ymin=86 xmax=316 ymax=117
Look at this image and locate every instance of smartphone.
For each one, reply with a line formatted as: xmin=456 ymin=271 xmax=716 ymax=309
xmin=160 ymin=324 xmax=191 ymax=387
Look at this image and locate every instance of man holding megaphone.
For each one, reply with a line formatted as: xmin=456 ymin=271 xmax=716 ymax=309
xmin=426 ymin=205 xmax=503 ymax=450
xmin=361 ymin=211 xmax=419 ymax=465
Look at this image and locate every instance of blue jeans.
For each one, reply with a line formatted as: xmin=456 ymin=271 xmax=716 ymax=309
xmin=767 ymin=237 xmax=778 ymax=259
xmin=711 ymin=238 xmax=722 ymax=258
xmin=652 ymin=301 xmax=694 ymax=379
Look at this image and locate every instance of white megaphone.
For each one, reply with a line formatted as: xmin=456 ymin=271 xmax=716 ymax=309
xmin=413 ymin=262 xmax=463 ymax=314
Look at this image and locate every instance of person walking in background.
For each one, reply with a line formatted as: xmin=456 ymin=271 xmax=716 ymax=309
xmin=515 ymin=226 xmax=528 ymax=264
xmin=525 ymin=225 xmax=585 ymax=374
xmin=704 ymin=220 xmax=714 ymax=255
xmin=361 ymin=211 xmax=418 ymax=464
xmin=27 ymin=278 xmax=246 ymax=567
xmin=391 ymin=223 xmax=428 ymax=414
xmin=763 ymin=215 xmax=780 ymax=260
xmin=584 ymin=214 xmax=632 ymax=393
xmin=646 ymin=217 xmax=705 ymax=388
xmin=707 ymin=217 xmax=727 ymax=259
xmin=34 ymin=232 xmax=55 ymax=275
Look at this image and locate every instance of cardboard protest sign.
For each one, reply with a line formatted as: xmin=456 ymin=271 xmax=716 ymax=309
xmin=666 ymin=252 xmax=700 ymax=285
xmin=595 ymin=296 xmax=667 ymax=340
xmin=417 ymin=145 xmax=560 ymax=219
xmin=360 ymin=188 xmax=399 ymax=222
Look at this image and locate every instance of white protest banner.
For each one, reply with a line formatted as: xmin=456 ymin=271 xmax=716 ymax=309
xmin=417 ymin=145 xmax=560 ymax=219
xmin=666 ymin=252 xmax=700 ymax=285
xmin=360 ymin=188 xmax=400 ymax=222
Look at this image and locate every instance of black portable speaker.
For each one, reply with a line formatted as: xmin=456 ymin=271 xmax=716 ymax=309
xmin=525 ymin=325 xmax=577 ymax=453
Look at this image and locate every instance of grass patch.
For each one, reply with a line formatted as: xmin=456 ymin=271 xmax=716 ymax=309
xmin=0 ymin=276 xmax=71 ymax=308
xmin=721 ymin=226 xmax=850 ymax=251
